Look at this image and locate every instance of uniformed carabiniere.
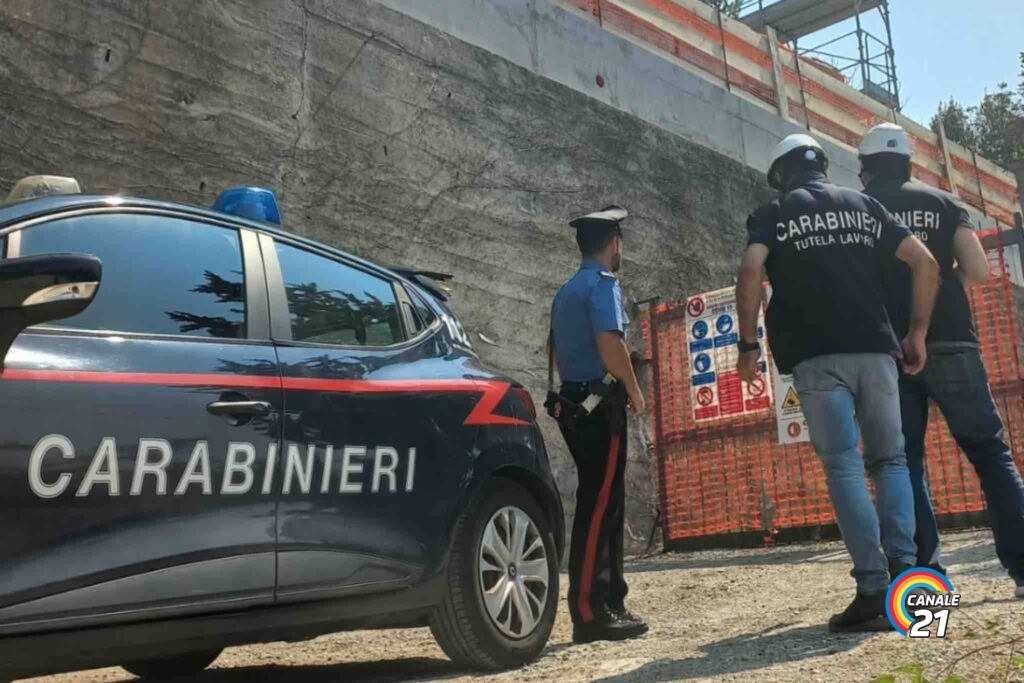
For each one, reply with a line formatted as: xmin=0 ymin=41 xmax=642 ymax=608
xmin=547 ymin=205 xmax=648 ymax=644
xmin=860 ymin=122 xmax=1024 ymax=600
xmin=736 ymin=134 xmax=940 ymax=632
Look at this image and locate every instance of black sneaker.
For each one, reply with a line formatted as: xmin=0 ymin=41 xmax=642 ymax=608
xmin=828 ymin=592 xmax=892 ymax=633
xmin=573 ymin=613 xmax=649 ymax=644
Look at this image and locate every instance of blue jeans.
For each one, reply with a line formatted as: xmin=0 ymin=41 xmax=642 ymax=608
xmin=793 ymin=353 xmax=917 ymax=595
xmin=900 ymin=345 xmax=1024 ymax=583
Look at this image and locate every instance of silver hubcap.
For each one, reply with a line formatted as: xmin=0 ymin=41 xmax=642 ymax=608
xmin=478 ymin=506 xmax=550 ymax=639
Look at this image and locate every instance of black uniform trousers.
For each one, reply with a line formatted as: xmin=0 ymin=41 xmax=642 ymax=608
xmin=557 ymin=383 xmax=629 ymax=625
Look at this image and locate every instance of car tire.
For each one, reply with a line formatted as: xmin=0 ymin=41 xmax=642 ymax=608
xmin=430 ymin=478 xmax=559 ymax=671
xmin=121 ymin=650 xmax=222 ymax=679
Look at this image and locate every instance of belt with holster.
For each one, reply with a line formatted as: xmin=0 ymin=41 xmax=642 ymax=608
xmin=543 ymin=329 xmax=616 ymax=422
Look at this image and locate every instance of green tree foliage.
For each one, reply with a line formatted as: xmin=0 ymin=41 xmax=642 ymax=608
xmin=931 ymin=99 xmax=976 ymax=149
xmin=720 ymin=0 xmax=745 ymax=17
xmin=931 ymin=52 xmax=1024 ymax=170
xmin=702 ymin=0 xmax=745 ymax=18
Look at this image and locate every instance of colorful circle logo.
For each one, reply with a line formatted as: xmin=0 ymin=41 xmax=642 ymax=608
xmin=886 ymin=568 xmax=955 ymax=636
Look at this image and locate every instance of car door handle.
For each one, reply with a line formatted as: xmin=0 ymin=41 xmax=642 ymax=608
xmin=206 ymin=400 xmax=272 ymax=417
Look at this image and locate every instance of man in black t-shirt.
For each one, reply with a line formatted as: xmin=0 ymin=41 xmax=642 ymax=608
xmin=861 ymin=122 xmax=1024 ymax=600
xmin=736 ymin=133 xmax=940 ymax=632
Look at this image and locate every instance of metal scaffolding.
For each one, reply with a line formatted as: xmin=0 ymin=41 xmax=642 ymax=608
xmin=739 ymin=0 xmax=901 ymax=111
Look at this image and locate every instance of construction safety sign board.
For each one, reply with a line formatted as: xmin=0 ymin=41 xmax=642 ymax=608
xmin=684 ymin=287 xmax=771 ymax=422
xmin=773 ymin=366 xmax=809 ymax=444
xmin=760 ymin=284 xmax=809 ymax=444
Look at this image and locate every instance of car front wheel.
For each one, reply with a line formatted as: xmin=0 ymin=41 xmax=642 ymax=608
xmin=121 ymin=650 xmax=222 ymax=679
xmin=430 ymin=478 xmax=559 ymax=670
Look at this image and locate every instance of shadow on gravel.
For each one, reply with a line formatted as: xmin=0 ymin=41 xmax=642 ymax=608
xmin=625 ymin=546 xmax=843 ymax=574
xmin=104 ymin=657 xmax=463 ymax=683
xmin=589 ymin=622 xmax=875 ymax=682
xmin=940 ymin=537 xmax=1001 ymax=569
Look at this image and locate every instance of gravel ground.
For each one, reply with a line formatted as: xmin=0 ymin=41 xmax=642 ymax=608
xmin=24 ymin=530 xmax=1024 ymax=683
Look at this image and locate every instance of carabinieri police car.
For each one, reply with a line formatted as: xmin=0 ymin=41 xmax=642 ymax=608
xmin=0 ymin=177 xmax=563 ymax=680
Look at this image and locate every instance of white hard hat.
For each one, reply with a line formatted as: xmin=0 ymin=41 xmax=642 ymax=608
xmin=859 ymin=122 xmax=913 ymax=158
xmin=767 ymin=134 xmax=827 ymax=190
xmin=3 ymin=175 xmax=81 ymax=205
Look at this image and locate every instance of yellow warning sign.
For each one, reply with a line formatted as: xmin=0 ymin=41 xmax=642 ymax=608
xmin=774 ymin=368 xmax=808 ymax=444
xmin=782 ymin=387 xmax=801 ymax=409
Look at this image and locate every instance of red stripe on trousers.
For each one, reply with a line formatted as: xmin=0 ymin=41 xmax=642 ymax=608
xmin=578 ymin=432 xmax=621 ymax=623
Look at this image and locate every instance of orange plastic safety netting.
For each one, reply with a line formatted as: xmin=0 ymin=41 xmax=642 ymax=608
xmin=644 ymin=228 xmax=1024 ymax=546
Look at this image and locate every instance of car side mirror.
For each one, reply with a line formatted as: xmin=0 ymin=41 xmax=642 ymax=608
xmin=0 ymin=253 xmax=102 ymax=369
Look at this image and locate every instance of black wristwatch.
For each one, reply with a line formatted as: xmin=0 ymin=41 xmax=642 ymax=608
xmin=737 ymin=339 xmax=761 ymax=354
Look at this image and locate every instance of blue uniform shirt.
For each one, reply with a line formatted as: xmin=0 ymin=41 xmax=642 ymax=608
xmin=551 ymin=259 xmax=629 ymax=382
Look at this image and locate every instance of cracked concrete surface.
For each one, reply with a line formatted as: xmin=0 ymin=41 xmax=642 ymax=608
xmin=0 ymin=0 xmax=775 ymax=552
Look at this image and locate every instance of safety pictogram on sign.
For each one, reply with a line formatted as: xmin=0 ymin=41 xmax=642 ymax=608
xmin=782 ymin=387 xmax=801 ymax=409
xmin=694 ymin=353 xmax=712 ymax=373
xmin=743 ymin=375 xmax=771 ymax=411
xmin=685 ymin=286 xmax=771 ymax=423
xmin=787 ymin=422 xmax=802 ymax=438
xmin=687 ymin=297 xmax=705 ymax=318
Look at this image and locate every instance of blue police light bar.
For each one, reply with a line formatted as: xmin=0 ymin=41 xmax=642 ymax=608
xmin=212 ymin=186 xmax=282 ymax=225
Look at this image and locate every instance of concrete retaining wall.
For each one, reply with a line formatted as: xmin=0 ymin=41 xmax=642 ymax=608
xmin=0 ymin=0 xmax=784 ymax=552
xmin=377 ymin=0 xmax=865 ymax=187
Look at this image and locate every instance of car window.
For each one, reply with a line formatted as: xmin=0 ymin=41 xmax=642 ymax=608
xmin=19 ymin=213 xmax=246 ymax=338
xmin=403 ymin=287 xmax=438 ymax=334
xmin=401 ymin=300 xmax=421 ymax=334
xmin=274 ymin=241 xmax=403 ymax=346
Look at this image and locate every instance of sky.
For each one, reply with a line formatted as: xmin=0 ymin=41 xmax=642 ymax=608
xmin=793 ymin=0 xmax=1021 ymax=125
